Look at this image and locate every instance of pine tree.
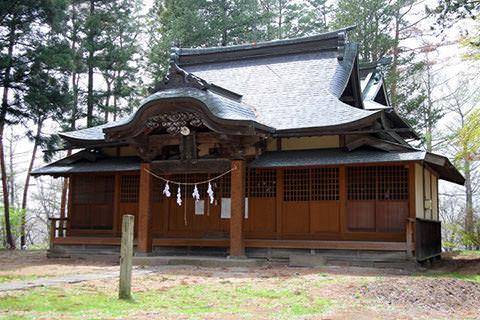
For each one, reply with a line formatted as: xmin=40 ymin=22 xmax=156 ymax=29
xmin=19 ymin=34 xmax=72 ymax=247
xmin=0 ymin=0 xmax=67 ymax=249
xmin=98 ymin=0 xmax=142 ymax=122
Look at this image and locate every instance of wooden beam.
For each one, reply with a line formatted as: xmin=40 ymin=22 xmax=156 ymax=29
xmin=346 ymin=136 xmax=410 ymax=152
xmin=151 ymin=159 xmax=231 ymax=174
xmin=53 ymin=237 xmax=407 ymax=251
xmin=137 ymin=163 xmax=153 ymax=253
xmin=230 ymin=160 xmax=246 ymax=257
xmin=244 ymin=239 xmax=407 ymax=251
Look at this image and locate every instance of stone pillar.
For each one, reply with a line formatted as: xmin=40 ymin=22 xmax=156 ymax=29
xmin=137 ymin=162 xmax=153 ymax=254
xmin=230 ymin=160 xmax=246 ymax=257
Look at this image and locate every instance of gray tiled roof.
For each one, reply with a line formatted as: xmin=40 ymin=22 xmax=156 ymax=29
xmin=183 ymin=49 xmax=379 ymax=131
xmin=60 ymin=118 xmax=133 ymax=142
xmin=59 ymin=29 xmax=381 ymax=142
xmin=141 ymin=88 xmax=257 ymax=121
xmin=248 ymin=148 xmax=426 ymax=167
xmin=248 ymin=148 xmax=464 ymax=185
xmin=61 ymin=87 xmax=268 ymax=143
xmin=30 ymin=156 xmax=141 ymax=176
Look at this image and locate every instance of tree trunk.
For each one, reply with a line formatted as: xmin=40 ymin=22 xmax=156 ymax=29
xmin=464 ymin=158 xmax=473 ymax=249
xmin=0 ymin=23 xmax=16 ymax=249
xmin=221 ymin=0 xmax=227 ymax=46
xmin=8 ymin=129 xmax=15 ymax=207
xmin=86 ymin=0 xmax=95 ymax=127
xmin=278 ymin=0 xmax=282 ymax=39
xmin=113 ymin=92 xmax=118 ymax=121
xmin=20 ymin=118 xmax=43 ymax=247
xmin=58 ymin=159 xmax=70 ymax=238
xmin=391 ymin=14 xmax=400 ymax=111
xmin=104 ymin=80 xmax=111 ymax=122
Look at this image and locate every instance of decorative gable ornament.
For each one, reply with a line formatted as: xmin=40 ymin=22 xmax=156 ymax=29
xmin=150 ymin=62 xmax=210 ymax=93
xmin=144 ymin=112 xmax=203 ymax=135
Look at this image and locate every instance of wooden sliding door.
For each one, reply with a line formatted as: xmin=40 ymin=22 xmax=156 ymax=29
xmin=70 ymin=174 xmax=115 ymax=231
xmin=346 ymin=165 xmax=409 ymax=233
xmin=281 ymin=167 xmax=340 ymax=238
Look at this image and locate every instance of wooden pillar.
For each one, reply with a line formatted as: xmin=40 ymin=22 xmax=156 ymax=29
xmin=230 ymin=160 xmax=246 ymax=257
xmin=275 ymin=168 xmax=283 ymax=239
xmin=407 ymin=163 xmax=416 ymax=258
xmin=138 ymin=162 xmax=153 ymax=254
xmin=113 ymin=173 xmax=121 ymax=235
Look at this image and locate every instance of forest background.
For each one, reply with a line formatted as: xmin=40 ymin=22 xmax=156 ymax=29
xmin=0 ymin=0 xmax=479 ymax=250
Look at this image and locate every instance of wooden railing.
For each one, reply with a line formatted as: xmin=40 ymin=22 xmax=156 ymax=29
xmin=415 ymin=218 xmax=441 ymax=261
xmin=49 ymin=218 xmax=68 ymax=244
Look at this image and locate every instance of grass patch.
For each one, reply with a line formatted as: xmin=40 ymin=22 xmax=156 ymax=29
xmin=455 ymin=250 xmax=480 ymax=256
xmin=416 ymin=272 xmax=480 ymax=283
xmin=0 ymin=275 xmax=48 ymax=283
xmin=0 ymin=275 xmax=343 ymax=320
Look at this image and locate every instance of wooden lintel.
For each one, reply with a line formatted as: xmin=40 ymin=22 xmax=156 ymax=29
xmin=151 ymin=159 xmax=231 ymax=174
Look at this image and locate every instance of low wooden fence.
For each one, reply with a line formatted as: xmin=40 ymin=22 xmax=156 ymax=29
xmin=415 ymin=218 xmax=441 ymax=261
xmin=49 ymin=218 xmax=68 ymax=243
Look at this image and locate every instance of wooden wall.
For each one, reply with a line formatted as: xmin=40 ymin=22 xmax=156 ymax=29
xmin=67 ymin=163 xmax=413 ymax=243
xmin=414 ymin=163 xmax=439 ymax=221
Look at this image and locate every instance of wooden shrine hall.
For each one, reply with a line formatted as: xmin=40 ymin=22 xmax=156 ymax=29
xmin=32 ymin=28 xmax=464 ymax=262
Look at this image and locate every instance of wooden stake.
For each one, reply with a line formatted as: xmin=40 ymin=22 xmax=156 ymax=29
xmin=119 ymin=214 xmax=134 ymax=300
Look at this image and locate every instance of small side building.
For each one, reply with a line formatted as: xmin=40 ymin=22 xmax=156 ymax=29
xmin=32 ymin=28 xmax=464 ymax=264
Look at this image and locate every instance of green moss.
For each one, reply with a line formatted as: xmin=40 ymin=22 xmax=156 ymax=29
xmin=0 ymin=275 xmax=46 ymax=283
xmin=416 ymin=272 xmax=480 ymax=283
xmin=456 ymin=250 xmax=480 ymax=256
xmin=0 ymin=275 xmax=343 ymax=319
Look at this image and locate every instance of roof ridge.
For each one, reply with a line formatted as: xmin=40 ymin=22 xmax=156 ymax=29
xmin=174 ymin=26 xmax=356 ymax=67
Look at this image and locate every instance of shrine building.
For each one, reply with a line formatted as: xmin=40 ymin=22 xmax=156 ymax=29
xmin=32 ymin=27 xmax=464 ymax=264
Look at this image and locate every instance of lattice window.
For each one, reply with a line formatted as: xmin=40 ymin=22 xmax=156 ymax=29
xmin=221 ymin=173 xmax=231 ymax=198
xmin=311 ymin=167 xmax=339 ymax=201
xmin=283 ymin=168 xmax=310 ymax=201
xmin=247 ymin=168 xmax=276 ymax=198
xmin=377 ymin=166 xmax=408 ymax=200
xmin=72 ymin=176 xmax=94 ymax=204
xmin=120 ymin=175 xmax=140 ymax=203
xmin=72 ymin=175 xmax=114 ymax=204
xmin=93 ymin=176 xmax=115 ymax=204
xmin=347 ymin=167 xmax=376 ymax=200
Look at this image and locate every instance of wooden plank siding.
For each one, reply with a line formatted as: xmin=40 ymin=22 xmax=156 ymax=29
xmin=64 ymin=162 xmax=414 ymax=246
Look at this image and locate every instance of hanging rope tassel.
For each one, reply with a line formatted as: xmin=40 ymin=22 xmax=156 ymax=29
xmin=192 ymin=184 xmax=200 ymax=201
xmin=163 ymin=182 xmax=171 ymax=197
xmin=176 ymin=185 xmax=182 ymax=206
xmin=207 ymin=182 xmax=214 ymax=204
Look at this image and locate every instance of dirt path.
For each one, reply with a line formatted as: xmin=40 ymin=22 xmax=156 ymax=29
xmin=0 ymin=250 xmax=479 ymax=319
xmin=0 ymin=250 xmax=155 ymax=292
xmin=0 ymin=270 xmax=123 ymax=291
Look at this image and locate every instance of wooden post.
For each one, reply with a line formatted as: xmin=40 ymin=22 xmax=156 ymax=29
xmin=49 ymin=219 xmax=55 ymax=246
xmin=408 ymin=163 xmax=416 ymax=258
xmin=138 ymin=163 xmax=153 ymax=254
xmin=230 ymin=160 xmax=246 ymax=257
xmin=119 ymin=214 xmax=134 ymax=300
